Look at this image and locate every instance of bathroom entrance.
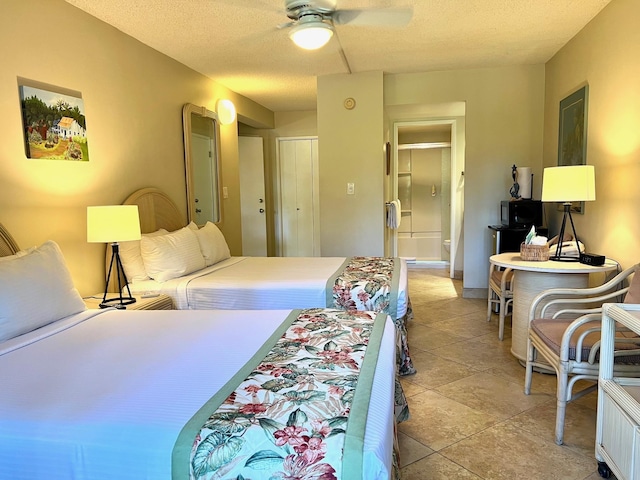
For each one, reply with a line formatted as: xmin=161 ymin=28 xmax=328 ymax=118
xmin=396 ymin=123 xmax=452 ymax=266
xmin=387 ymin=102 xmax=465 ymax=279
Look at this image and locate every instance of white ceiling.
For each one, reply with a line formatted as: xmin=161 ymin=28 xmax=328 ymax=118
xmin=64 ymin=0 xmax=612 ymax=112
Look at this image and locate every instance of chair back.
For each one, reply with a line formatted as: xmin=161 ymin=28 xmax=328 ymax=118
xmin=624 ymin=265 xmax=640 ymax=304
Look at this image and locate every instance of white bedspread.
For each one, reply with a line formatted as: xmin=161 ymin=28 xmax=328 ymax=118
xmin=129 ymin=256 xmax=409 ymax=319
xmin=0 ymin=308 xmax=396 ymax=480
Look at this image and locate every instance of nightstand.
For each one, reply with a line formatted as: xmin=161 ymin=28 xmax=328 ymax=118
xmin=84 ymin=294 xmax=173 ymax=310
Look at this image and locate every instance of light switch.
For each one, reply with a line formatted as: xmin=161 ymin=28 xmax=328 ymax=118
xmin=223 ymin=186 xmax=229 ymax=199
xmin=347 ymin=183 xmax=355 ymax=195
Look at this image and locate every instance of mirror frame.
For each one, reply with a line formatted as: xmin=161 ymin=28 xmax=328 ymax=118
xmin=182 ymin=103 xmax=223 ymax=225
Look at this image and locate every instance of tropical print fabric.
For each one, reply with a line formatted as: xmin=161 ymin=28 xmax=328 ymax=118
xmin=184 ymin=309 xmax=389 ymax=480
xmin=331 ymin=256 xmax=416 ymax=376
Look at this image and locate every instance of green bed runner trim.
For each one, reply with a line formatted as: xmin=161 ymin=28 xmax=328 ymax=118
xmin=172 ymin=308 xmax=386 ymax=480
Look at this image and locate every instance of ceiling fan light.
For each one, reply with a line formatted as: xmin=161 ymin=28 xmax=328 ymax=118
xmin=290 ymin=21 xmax=333 ymax=50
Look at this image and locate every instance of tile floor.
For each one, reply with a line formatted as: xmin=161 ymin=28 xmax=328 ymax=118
xmin=398 ymin=267 xmax=613 ymax=480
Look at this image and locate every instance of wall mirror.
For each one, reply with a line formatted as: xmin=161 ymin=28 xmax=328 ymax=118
xmin=183 ymin=103 xmax=221 ymax=225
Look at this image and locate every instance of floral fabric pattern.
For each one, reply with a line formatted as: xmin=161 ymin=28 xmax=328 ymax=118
xmin=331 ymin=257 xmax=416 ymax=377
xmin=187 ymin=309 xmax=387 ymax=480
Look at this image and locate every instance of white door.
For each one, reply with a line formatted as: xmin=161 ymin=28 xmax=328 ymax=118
xmin=277 ymin=137 xmax=319 ymax=257
xmin=238 ymin=136 xmax=267 ymax=256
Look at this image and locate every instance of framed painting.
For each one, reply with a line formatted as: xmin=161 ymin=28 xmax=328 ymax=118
xmin=557 ymin=84 xmax=588 ymax=213
xmin=19 ymin=83 xmax=89 ymax=161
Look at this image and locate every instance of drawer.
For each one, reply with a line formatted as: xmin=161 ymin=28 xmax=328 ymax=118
xmin=601 ymin=389 xmax=639 ymax=479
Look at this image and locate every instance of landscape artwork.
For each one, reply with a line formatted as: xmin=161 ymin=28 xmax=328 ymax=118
xmin=19 ymin=85 xmax=89 ymax=161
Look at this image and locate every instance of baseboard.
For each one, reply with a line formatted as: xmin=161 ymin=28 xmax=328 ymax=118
xmin=463 ymin=287 xmax=487 ymax=299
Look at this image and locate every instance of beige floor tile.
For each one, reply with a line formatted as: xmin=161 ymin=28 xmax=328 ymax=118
xmin=405 ymin=323 xmax=468 ymax=352
xmin=508 ymin=399 xmax=599 ymax=458
xmin=398 ymin=390 xmax=499 ymax=451
xmin=434 ymin=371 xmax=554 ymax=420
xmin=429 ymin=337 xmax=517 ymax=371
xmin=485 ymin=360 xmax=559 ymax=396
xmin=403 ymin=350 xmax=478 ymax=389
xmin=396 ymin=431 xmax=434 ymax=468
xmin=426 ymin=311 xmax=500 ymax=339
xmin=401 ymin=453 xmax=483 ymax=479
xmin=399 ymin=378 xmax=427 ymax=398
xmin=399 ymin=268 xmax=607 ymax=479
xmin=440 ymin=422 xmax=598 ymax=479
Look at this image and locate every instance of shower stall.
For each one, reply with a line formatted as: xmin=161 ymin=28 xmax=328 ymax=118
xmin=397 ymin=133 xmax=452 ymax=265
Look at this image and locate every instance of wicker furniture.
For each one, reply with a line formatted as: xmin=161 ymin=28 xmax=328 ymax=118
xmin=525 ymin=264 xmax=640 ymax=445
xmin=486 ymin=261 xmax=514 ymax=341
xmin=490 ymin=252 xmax=618 ymax=362
xmin=596 ymin=303 xmax=640 ymax=480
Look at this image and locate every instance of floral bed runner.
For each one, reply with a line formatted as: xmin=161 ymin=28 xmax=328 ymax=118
xmin=328 ymin=257 xmax=416 ymax=376
xmin=172 ymin=308 xmax=390 ymax=480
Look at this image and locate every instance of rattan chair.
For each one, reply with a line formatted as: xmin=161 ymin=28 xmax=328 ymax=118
xmin=487 ymin=261 xmax=514 ymax=340
xmin=524 ymin=263 xmax=640 ymax=445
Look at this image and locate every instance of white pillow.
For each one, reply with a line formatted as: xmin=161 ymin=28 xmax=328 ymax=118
xmin=119 ymin=228 xmax=168 ymax=283
xmin=140 ymin=226 xmax=205 ymax=282
xmin=188 ymin=222 xmax=231 ymax=266
xmin=0 ymin=241 xmax=86 ymax=343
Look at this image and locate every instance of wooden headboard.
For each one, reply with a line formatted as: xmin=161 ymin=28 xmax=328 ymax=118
xmin=122 ymin=187 xmax=185 ymax=233
xmin=0 ymin=223 xmax=20 ymax=257
xmin=106 ymin=187 xmax=186 ymax=292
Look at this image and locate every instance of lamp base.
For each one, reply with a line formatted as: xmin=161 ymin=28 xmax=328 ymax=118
xmin=549 ymin=255 xmax=580 ymax=262
xmin=99 ymin=296 xmax=137 ymax=309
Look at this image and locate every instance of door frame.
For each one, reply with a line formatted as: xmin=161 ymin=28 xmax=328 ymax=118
xmin=274 ymin=136 xmax=320 ymax=257
xmin=392 ymin=119 xmax=463 ymax=278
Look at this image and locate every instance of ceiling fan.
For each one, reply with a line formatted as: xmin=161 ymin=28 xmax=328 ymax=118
xmin=280 ymin=0 xmax=413 ymax=51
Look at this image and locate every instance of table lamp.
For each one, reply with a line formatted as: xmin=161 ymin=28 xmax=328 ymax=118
xmin=87 ymin=205 xmax=141 ymax=308
xmin=541 ymin=165 xmax=596 ymax=262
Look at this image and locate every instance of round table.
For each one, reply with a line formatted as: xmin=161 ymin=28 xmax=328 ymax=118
xmin=489 ymin=252 xmax=618 ymax=362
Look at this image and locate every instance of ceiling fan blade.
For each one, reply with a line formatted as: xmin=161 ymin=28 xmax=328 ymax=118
xmin=277 ymin=20 xmax=295 ymax=30
xmin=332 ymin=7 xmax=413 ymax=27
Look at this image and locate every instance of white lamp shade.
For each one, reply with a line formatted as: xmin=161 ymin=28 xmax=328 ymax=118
xmin=541 ymin=165 xmax=596 ymax=202
xmin=87 ymin=205 xmax=141 ymax=243
xmin=290 ymin=20 xmax=334 ymax=50
xmin=216 ymin=99 xmax=236 ymax=125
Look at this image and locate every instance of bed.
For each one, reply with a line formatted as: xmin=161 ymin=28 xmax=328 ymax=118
xmin=110 ymin=188 xmax=415 ymax=376
xmin=0 ymin=225 xmax=402 ymax=480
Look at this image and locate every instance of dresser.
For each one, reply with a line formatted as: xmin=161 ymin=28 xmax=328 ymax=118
xmin=596 ymin=303 xmax=640 ymax=479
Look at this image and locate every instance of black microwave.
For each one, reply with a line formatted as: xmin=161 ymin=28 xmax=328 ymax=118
xmin=501 ymin=200 xmax=543 ymax=228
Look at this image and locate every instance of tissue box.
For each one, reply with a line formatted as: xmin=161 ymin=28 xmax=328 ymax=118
xmin=520 ymin=243 xmax=550 ymax=261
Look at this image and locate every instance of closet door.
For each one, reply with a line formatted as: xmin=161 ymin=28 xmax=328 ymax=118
xmin=278 ymin=138 xmax=319 ymax=257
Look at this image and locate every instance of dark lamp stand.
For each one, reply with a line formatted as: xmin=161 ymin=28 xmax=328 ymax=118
xmin=100 ymin=242 xmax=136 ymax=309
xmin=550 ymin=202 xmax=581 ymax=262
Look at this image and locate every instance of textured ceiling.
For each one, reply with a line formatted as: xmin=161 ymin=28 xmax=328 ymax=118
xmin=64 ymin=0 xmax=612 ymax=112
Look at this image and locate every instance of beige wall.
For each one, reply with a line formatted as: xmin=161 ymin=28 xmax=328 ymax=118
xmin=0 ymin=0 xmax=273 ymax=296
xmin=386 ymin=66 xmax=545 ymax=293
xmin=317 ymin=71 xmax=385 ymax=256
xmin=544 ymin=0 xmax=640 ymax=271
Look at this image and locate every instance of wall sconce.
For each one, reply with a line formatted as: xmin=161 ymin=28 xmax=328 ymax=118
xmin=216 ymin=99 xmax=236 ymax=125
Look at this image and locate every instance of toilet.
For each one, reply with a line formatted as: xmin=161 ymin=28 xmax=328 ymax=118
xmin=443 ymin=239 xmax=451 ymax=252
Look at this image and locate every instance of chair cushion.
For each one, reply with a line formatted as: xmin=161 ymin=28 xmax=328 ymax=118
xmin=624 ymin=272 xmax=640 ymax=304
xmin=531 ymin=318 xmax=640 ymax=363
xmin=491 ymin=269 xmax=513 ymax=290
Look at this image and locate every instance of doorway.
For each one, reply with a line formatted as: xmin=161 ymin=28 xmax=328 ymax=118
xmin=392 ymin=118 xmax=464 ymax=279
xmin=238 ymin=136 xmax=267 ymax=256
